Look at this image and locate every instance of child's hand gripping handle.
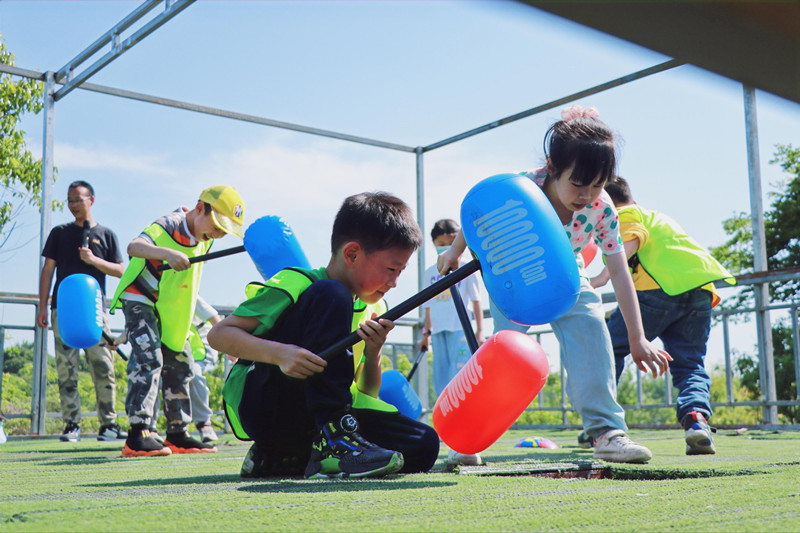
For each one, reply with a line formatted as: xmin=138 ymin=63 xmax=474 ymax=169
xmin=156 ymin=245 xmax=246 ymax=272
xmin=317 ymin=259 xmax=481 ymax=361
xmin=101 ymin=331 xmax=129 ymax=361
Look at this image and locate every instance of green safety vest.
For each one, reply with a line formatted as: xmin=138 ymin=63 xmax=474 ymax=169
xmin=187 ymin=324 xmax=207 ymax=362
xmin=222 ymin=267 xmax=395 ymax=441
xmin=620 ymin=204 xmax=736 ymax=295
xmin=110 ymin=222 xmax=212 ymax=352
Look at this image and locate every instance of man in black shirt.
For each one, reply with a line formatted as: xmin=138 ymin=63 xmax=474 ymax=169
xmin=38 ymin=180 xmax=126 ymax=443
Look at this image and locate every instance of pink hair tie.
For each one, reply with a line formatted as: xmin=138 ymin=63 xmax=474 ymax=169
xmin=561 ymin=104 xmax=600 ymax=121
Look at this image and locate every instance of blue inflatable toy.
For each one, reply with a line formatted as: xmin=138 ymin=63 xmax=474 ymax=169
xmin=244 ymin=215 xmax=311 ymax=280
xmin=379 ymin=369 xmax=423 ymax=419
xmin=460 ymin=173 xmax=580 ymax=325
xmin=56 ymin=273 xmax=104 ymax=349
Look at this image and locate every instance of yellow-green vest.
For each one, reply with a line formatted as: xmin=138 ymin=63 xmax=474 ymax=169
xmin=110 ymin=222 xmax=212 ymax=352
xmin=620 ymin=205 xmax=736 ymax=295
xmin=187 ymin=325 xmax=207 ymax=362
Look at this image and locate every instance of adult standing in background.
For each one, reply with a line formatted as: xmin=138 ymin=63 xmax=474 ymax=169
xmin=38 ymin=180 xmax=127 ymax=443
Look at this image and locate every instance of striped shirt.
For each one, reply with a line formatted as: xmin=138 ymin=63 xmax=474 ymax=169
xmin=120 ymin=208 xmax=200 ymax=306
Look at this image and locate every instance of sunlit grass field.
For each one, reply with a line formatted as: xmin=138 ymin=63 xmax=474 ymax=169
xmin=2 ymin=427 xmax=799 ymax=532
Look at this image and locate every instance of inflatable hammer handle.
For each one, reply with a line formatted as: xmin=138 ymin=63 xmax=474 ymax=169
xmin=449 ymin=283 xmax=480 ymax=354
xmin=156 ymin=245 xmax=246 ymax=272
xmin=317 ymin=259 xmax=481 ymax=361
xmin=101 ymin=331 xmax=129 ymax=361
xmin=406 ymin=345 xmax=428 ymax=382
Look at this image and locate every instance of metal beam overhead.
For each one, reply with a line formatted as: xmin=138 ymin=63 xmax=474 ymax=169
xmin=0 ymin=63 xmax=417 ymax=152
xmin=424 ymin=59 xmax=683 ymax=152
xmin=53 ymin=0 xmax=195 ymax=101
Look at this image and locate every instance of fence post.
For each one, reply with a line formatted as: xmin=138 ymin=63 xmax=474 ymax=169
xmin=0 ymin=327 xmax=5 ymax=410
xmin=743 ymin=85 xmax=778 ymax=424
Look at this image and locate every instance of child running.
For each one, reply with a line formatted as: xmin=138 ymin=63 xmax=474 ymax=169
xmin=209 ymin=192 xmax=440 ymax=479
xmin=438 ymin=104 xmax=671 ymax=464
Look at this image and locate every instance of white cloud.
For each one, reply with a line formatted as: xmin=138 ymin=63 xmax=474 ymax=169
xmin=53 ymin=142 xmax=177 ymax=176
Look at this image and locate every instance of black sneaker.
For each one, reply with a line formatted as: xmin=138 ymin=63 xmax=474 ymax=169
xmin=240 ymin=443 xmax=306 ymax=478
xmin=577 ymin=430 xmax=595 ymax=449
xmin=121 ymin=425 xmax=171 ymax=457
xmin=164 ymin=430 xmax=218 ymax=454
xmin=60 ymin=422 xmax=81 ymax=442
xmin=304 ymin=413 xmax=404 ymax=479
xmin=97 ymin=423 xmax=128 ymax=441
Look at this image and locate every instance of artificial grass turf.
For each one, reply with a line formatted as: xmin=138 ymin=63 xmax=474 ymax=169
xmin=1 ymin=428 xmax=798 ymax=532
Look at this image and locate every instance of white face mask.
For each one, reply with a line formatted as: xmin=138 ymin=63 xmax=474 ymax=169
xmin=435 ymin=246 xmax=450 ymax=254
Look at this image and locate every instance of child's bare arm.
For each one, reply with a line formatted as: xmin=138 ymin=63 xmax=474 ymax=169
xmin=590 ymin=238 xmax=639 ymax=289
xmin=606 ymin=252 xmax=672 ymax=377
xmin=208 ymin=314 xmax=326 ymax=379
xmin=437 ymin=230 xmax=466 ymax=275
xmin=127 ymin=236 xmax=191 ymax=271
xmin=471 ymin=299 xmax=485 ymax=345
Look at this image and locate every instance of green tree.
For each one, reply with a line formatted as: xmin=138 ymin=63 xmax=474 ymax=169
xmin=1 ymin=341 xmax=34 ymax=374
xmin=0 ymin=35 xmax=50 ymax=247
xmin=710 ymin=144 xmax=799 ymax=423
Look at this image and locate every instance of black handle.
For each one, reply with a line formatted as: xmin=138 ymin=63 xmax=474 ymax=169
xmin=156 ymin=245 xmax=246 ymax=272
xmin=406 ymin=346 xmax=428 ymax=382
xmin=317 ymin=259 xmax=481 ymax=360
xmin=450 ymin=282 xmax=480 ymax=354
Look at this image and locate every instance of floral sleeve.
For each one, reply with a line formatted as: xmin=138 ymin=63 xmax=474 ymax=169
xmin=590 ymin=193 xmax=623 ymax=255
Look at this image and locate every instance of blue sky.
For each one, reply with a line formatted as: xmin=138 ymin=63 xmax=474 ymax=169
xmin=2 ymin=0 xmax=799 ymax=363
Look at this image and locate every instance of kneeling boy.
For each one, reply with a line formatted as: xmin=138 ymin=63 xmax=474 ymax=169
xmin=209 ymin=192 xmax=440 ymax=479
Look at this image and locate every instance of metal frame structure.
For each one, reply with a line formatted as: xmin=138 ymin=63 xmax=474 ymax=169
xmin=0 ymin=1 xmax=785 ymax=432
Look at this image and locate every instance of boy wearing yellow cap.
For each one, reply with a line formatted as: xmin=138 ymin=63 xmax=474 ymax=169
xmin=111 ymin=185 xmax=245 ymax=457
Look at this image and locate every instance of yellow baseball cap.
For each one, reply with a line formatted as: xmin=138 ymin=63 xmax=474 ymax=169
xmin=199 ymin=185 xmax=245 ymax=239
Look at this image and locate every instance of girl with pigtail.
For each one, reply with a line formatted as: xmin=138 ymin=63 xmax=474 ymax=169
xmin=438 ymin=105 xmax=671 ymax=463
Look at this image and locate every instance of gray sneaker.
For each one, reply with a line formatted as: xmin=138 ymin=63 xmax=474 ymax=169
xmin=197 ymin=424 xmax=219 ymax=443
xmin=97 ymin=423 xmax=128 ymax=441
xmin=593 ymin=429 xmax=652 ymax=463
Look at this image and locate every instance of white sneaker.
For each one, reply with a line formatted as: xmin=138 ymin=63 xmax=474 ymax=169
xmin=593 ymin=429 xmax=652 ymax=463
xmin=447 ymin=449 xmax=482 ymax=466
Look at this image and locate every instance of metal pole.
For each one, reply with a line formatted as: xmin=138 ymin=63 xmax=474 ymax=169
xmin=791 ymin=303 xmax=800 ymax=402
xmin=723 ymin=314 xmax=734 ymax=403
xmin=414 ymin=147 xmax=429 ymax=418
xmin=743 ymin=85 xmax=778 ymax=423
xmin=31 ymin=72 xmax=57 ymax=435
xmin=0 ymin=327 xmax=5 ymax=412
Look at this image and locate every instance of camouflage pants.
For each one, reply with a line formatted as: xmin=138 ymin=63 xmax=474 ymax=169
xmin=52 ymin=308 xmax=117 ymax=426
xmin=122 ymin=300 xmax=194 ymax=432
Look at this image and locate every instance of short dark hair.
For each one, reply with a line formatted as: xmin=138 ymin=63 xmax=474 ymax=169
xmin=68 ymin=180 xmax=94 ymax=196
xmin=544 ymin=116 xmax=616 ymax=186
xmin=331 ymin=192 xmax=422 ymax=254
xmin=431 ymin=218 xmax=460 ymax=242
xmin=604 ymin=175 xmax=634 ymax=205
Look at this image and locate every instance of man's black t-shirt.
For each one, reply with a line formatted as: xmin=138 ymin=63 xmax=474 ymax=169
xmin=42 ymin=222 xmax=124 ymax=306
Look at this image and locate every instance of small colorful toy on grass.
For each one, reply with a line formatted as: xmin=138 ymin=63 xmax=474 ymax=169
xmin=515 ymin=436 xmax=559 ymax=449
